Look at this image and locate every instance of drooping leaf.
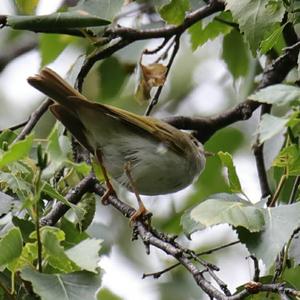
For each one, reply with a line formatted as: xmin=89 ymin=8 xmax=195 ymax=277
xmin=222 ymin=29 xmax=249 ymax=79
xmin=135 ymin=62 xmax=167 ymax=102
xmin=181 ymin=193 xmax=265 ymax=235
xmin=225 ymin=0 xmax=285 ymax=55
xmin=0 ymin=227 xmax=23 ymax=267
xmin=159 ymin=0 xmax=190 ymax=25
xmin=65 ymin=238 xmax=102 ymax=273
xmin=238 ymin=202 xmax=300 ymax=269
xmin=249 ymin=84 xmax=300 ymax=106
xmin=0 ymin=134 xmax=34 ymax=169
xmin=218 ymin=152 xmax=242 ymax=193
xmin=21 ymin=267 xmax=102 ymax=300
xmin=273 ymin=145 xmax=300 ymax=176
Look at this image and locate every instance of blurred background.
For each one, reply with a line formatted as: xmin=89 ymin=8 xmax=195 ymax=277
xmin=0 ymin=1 xmax=275 ymax=299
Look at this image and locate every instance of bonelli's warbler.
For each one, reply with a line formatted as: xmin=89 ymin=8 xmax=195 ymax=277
xmin=28 ymin=68 xmax=206 ymax=219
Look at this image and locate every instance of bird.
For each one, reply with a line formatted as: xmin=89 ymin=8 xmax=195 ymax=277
xmin=27 ymin=68 xmax=206 ymax=220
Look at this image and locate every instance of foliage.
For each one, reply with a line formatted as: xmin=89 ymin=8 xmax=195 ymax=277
xmin=0 ymin=0 xmax=300 ymax=299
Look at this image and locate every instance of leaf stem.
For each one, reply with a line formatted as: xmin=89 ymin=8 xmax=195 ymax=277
xmin=34 ymin=169 xmax=43 ymax=273
xmin=268 ymin=173 xmax=287 ymax=207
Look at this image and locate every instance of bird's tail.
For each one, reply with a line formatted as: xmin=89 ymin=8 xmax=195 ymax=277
xmin=27 ymin=68 xmax=86 ymax=106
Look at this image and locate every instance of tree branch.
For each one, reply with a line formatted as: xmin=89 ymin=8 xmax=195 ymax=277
xmin=165 ymin=40 xmax=300 ymax=143
xmin=77 ymin=0 xmax=225 ymax=92
xmin=40 ymin=173 xmax=98 ymax=226
xmin=105 ymin=1 xmax=225 ymax=40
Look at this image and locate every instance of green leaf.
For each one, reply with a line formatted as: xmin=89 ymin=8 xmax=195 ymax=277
xmin=249 ymin=84 xmax=300 ymax=106
xmin=222 ymin=29 xmax=249 ymax=79
xmin=42 ymin=183 xmax=85 ymax=223
xmin=181 ymin=193 xmax=265 ymax=234
xmin=189 ymin=11 xmax=233 ymax=50
xmin=273 ymin=145 xmax=300 ymax=176
xmin=15 ymin=0 xmax=39 ymax=14
xmin=12 ymin=216 xmax=35 ymax=243
xmin=0 ymin=130 xmax=17 ymax=149
xmin=7 ymin=12 xmax=110 ymax=31
xmin=218 ymin=151 xmax=242 ymax=193
xmin=40 ymin=227 xmax=79 ymax=273
xmin=68 ymin=161 xmax=91 ymax=177
xmin=43 ymin=124 xmax=72 ymax=178
xmin=159 ymin=0 xmax=190 ymax=25
xmin=256 ymin=114 xmax=288 ymax=145
xmin=76 ymin=194 xmax=96 ymax=231
xmin=260 ymin=23 xmax=285 ymax=54
xmin=40 ymin=34 xmax=78 ymax=66
xmin=0 ymin=191 xmax=15 ymax=216
xmin=0 ymin=171 xmax=32 ymax=196
xmin=0 ymin=134 xmax=33 ymax=169
xmin=60 ymin=218 xmax=89 ymax=249
xmin=238 ymin=202 xmax=300 ymax=269
xmin=8 ymin=242 xmax=37 ymax=272
xmin=65 ymin=238 xmax=102 ymax=273
xmin=225 ymin=0 xmax=285 ymax=55
xmin=97 ymin=289 xmax=122 ymax=300
xmin=282 ymin=267 xmax=300 ymax=290
xmin=21 ymin=267 xmax=102 ymax=300
xmin=98 ymin=57 xmax=127 ymax=101
xmin=0 ymin=227 xmax=23 ymax=267
xmin=71 ymin=0 xmax=123 ymax=23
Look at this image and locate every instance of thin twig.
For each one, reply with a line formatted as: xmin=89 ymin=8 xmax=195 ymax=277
xmin=0 ymin=119 xmax=28 ymax=134
xmin=206 ymin=268 xmax=231 ymax=296
xmin=0 ymin=279 xmax=15 ymax=300
xmin=145 ymin=34 xmax=180 ymax=116
xmin=143 ymin=37 xmax=170 ymax=55
xmin=143 ymin=241 xmax=239 ymax=279
xmin=106 ymin=1 xmax=225 ymax=40
xmin=14 ymin=99 xmax=52 ymax=143
xmin=77 ymin=1 xmax=224 ymax=92
xmin=247 ymin=255 xmax=260 ymax=282
xmin=76 ymin=39 xmax=130 ymax=92
xmin=214 ymin=17 xmax=239 ymax=29
xmin=165 ymin=40 xmax=300 ymax=143
xmin=268 ymin=174 xmax=287 ymax=207
xmin=288 ymin=176 xmax=300 ymax=204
